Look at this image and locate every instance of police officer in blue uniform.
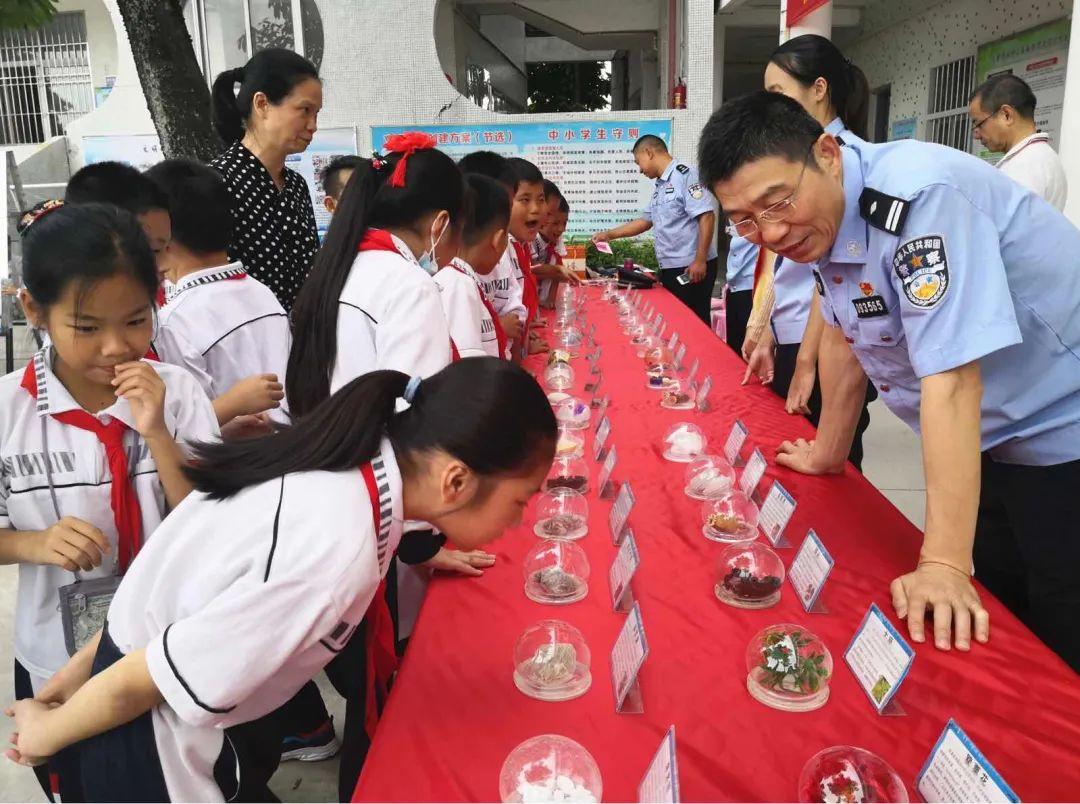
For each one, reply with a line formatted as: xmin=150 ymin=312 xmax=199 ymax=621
xmin=593 ymin=135 xmax=718 ymax=324
xmin=699 ymin=91 xmax=1080 ymax=671
xmin=722 ymin=234 xmax=757 ymax=355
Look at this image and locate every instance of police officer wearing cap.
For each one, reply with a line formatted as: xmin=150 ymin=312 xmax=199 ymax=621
xmin=593 ymin=135 xmax=718 ymax=324
xmin=698 ymin=90 xmax=1080 ymax=672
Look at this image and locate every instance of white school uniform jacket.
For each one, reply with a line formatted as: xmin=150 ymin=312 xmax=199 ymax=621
xmin=154 ymin=262 xmax=291 ymax=419
xmin=106 ymin=439 xmax=404 ymax=802
xmin=0 ymin=349 xmax=219 ymax=686
xmin=434 ymin=258 xmax=501 ymax=358
xmin=995 ymin=132 xmax=1068 ymax=211
xmin=479 ymin=242 xmax=527 ymax=326
xmin=331 ymin=234 xmax=451 ymax=393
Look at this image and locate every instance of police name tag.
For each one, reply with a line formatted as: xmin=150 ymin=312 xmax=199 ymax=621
xmin=609 ymin=530 xmax=640 ymax=612
xmin=739 ymin=448 xmax=767 ymax=495
xmin=594 ymin=416 xmax=612 ymax=460
xmin=917 ymin=720 xmax=1019 ymax=803
xmin=667 ymin=331 xmax=679 ymax=351
xmin=723 ymin=420 xmax=748 ymax=464
xmin=638 ymin=726 xmax=680 ymax=804
xmin=758 ymin=482 xmax=796 ymax=547
xmin=611 ymin=601 xmax=649 ymax=713
xmin=696 ymin=375 xmax=713 ymax=411
xmin=609 ymin=481 xmax=636 ymax=544
xmin=844 ymin=604 xmax=915 ymax=714
xmin=852 ymin=295 xmax=889 ymax=319
xmin=598 ymin=445 xmax=618 ymax=496
xmin=789 ymin=530 xmax=835 ymax=613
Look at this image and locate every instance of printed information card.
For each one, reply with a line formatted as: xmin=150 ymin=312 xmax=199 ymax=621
xmin=758 ymin=481 xmax=797 ymax=547
xmin=723 ymin=420 xmax=749 ymax=465
xmin=638 ymin=726 xmax=680 ymax=803
xmin=608 ymin=481 xmax=636 ymax=544
xmin=594 ymin=416 xmax=612 ymax=460
xmin=687 ymin=357 xmax=700 ymax=387
xmin=739 ymin=448 xmax=767 ymax=495
xmin=609 ymin=530 xmax=640 ymax=611
xmin=917 ymin=720 xmax=1019 ymax=803
xmin=696 ymin=375 xmax=713 ymax=412
xmin=844 ymin=603 xmax=915 ymax=714
xmin=788 ymin=530 xmax=835 ymax=613
xmin=598 ymin=445 xmax=618 ymax=496
xmin=611 ymin=602 xmax=649 ymax=713
xmin=675 ymin=342 xmax=687 ymax=370
xmin=667 ymin=332 xmax=679 ymax=351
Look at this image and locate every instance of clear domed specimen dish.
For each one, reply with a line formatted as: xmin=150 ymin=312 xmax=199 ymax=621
xmin=523 ymin=539 xmax=590 ymax=604
xmin=715 ymin=541 xmax=784 ymax=609
xmin=499 ymin=734 xmax=602 ymax=803
xmin=513 ymin=620 xmax=592 ymax=702
xmin=533 ymin=488 xmax=589 ymax=541
xmin=745 ymin=624 xmax=832 ymax=712
xmin=797 ymin=745 xmax=908 ymax=802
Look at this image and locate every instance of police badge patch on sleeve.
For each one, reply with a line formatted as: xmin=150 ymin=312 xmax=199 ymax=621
xmin=688 ymin=182 xmax=704 ymax=200
xmin=893 ymin=235 xmax=948 ymax=308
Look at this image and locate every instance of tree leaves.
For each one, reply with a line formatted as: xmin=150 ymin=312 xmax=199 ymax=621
xmin=0 ymin=0 xmax=60 ymax=30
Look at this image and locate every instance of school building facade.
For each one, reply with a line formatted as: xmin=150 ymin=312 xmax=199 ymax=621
xmin=2 ymin=0 xmax=1080 ymax=223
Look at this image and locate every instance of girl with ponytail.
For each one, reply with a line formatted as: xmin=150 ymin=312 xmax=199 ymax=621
xmin=6 ymin=358 xmax=556 ymax=803
xmin=209 ymin=49 xmax=322 ymax=311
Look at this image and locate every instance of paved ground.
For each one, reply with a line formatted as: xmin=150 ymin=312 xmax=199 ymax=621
xmin=0 ymin=324 xmax=925 ymax=802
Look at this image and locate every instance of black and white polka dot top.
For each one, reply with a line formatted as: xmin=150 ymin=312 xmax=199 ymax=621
xmin=210 ymin=140 xmax=319 ymax=312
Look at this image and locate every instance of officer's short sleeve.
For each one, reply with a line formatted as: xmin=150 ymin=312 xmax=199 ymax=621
xmin=682 ymin=166 xmax=716 ymax=218
xmin=641 ymin=191 xmax=655 ymax=223
xmin=889 ymin=184 xmax=1021 ymax=378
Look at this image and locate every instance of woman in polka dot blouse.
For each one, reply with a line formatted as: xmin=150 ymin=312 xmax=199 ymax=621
xmin=209 ymin=49 xmax=322 ymax=311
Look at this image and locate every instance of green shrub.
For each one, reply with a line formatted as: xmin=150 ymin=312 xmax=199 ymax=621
xmin=565 ymin=236 xmax=659 ymax=271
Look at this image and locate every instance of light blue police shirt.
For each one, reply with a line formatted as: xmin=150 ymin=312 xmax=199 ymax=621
xmin=642 ymin=159 xmax=719 ymax=270
xmin=771 ymin=119 xmax=863 ymax=345
xmin=813 ymin=137 xmax=1080 ymax=465
xmin=725 ymin=234 xmax=757 ymax=293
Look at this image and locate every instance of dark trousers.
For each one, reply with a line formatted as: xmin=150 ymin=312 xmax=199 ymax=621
xmin=974 ymin=455 xmax=1080 ymax=673
xmin=14 ymin=661 xmax=84 ymax=803
xmin=659 ymin=258 xmax=719 ymax=327
xmin=770 ymin=341 xmax=875 ymax=471
xmin=724 ymin=289 xmax=753 ymax=358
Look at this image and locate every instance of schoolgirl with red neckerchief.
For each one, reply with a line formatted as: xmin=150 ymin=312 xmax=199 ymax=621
xmin=0 ymin=203 xmax=218 ymax=801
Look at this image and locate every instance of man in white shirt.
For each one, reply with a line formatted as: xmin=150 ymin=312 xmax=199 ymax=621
xmin=969 ymin=73 xmax=1068 ymax=210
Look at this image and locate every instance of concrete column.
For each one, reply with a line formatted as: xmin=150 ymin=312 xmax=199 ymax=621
xmin=713 ymin=12 xmax=725 ymax=110
xmin=780 ymin=0 xmax=832 ymax=44
xmin=1058 ymin=0 xmax=1080 ymax=224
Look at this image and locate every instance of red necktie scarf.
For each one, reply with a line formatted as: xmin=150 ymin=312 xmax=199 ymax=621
xmin=513 ymin=241 xmax=540 ymax=326
xmin=20 ymin=359 xmax=143 ymax=573
xmin=359 ymin=463 xmax=398 ymax=741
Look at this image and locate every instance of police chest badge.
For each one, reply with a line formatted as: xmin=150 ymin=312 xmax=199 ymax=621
xmin=688 ymin=182 xmax=704 ymax=200
xmin=893 ymin=236 xmax=948 ymax=308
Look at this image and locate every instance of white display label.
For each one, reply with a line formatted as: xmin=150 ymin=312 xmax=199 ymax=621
xmin=723 ymin=420 xmax=748 ymax=464
xmin=598 ymin=445 xmax=618 ymax=494
xmin=739 ymin=448 xmax=766 ymax=495
xmin=609 ymin=530 xmax=640 ymax=610
xmin=594 ymin=416 xmax=612 ymax=460
xmin=696 ymin=375 xmax=713 ymax=411
xmin=844 ymin=603 xmax=916 ymax=713
xmin=789 ymin=530 xmax=835 ymax=612
xmin=611 ymin=602 xmax=649 ymax=710
xmin=667 ymin=331 xmax=679 ymax=351
xmin=608 ymin=481 xmax=636 ymax=544
xmin=674 ymin=342 xmax=687 ymax=370
xmin=638 ymin=726 xmax=680 ymax=804
xmin=917 ymin=720 xmax=1019 ymax=803
xmin=758 ymin=482 xmax=796 ymax=546
xmin=687 ymin=358 xmax=700 ymax=387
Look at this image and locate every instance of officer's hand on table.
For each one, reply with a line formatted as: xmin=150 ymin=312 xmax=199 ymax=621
xmin=891 ymin=563 xmax=990 ymax=651
xmin=424 ymin=547 xmax=496 ymax=577
xmin=740 ymin=336 xmax=758 ymax=364
xmin=775 ymin=438 xmax=845 ymax=475
xmin=742 ymin=340 xmax=774 ymax=386
xmin=687 ymin=258 xmax=707 ymax=283
xmin=786 ymin=361 xmax=815 ymax=415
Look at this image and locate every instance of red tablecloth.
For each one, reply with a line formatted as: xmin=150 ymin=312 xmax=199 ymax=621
xmin=355 ymin=286 xmax=1080 ymax=802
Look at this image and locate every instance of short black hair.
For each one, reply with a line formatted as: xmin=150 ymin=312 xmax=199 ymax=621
xmin=698 ymin=91 xmax=824 ymax=189
xmin=970 ymin=73 xmax=1037 ymax=120
xmin=144 ymin=158 xmax=233 ymax=254
xmin=542 ymin=179 xmax=570 ymax=213
xmin=506 ymin=157 xmax=544 ymax=193
xmin=463 ymin=174 xmax=510 ymax=247
xmin=65 ymin=160 xmax=168 ymax=216
xmin=632 ymin=134 xmax=668 ymax=153
xmin=322 ymin=155 xmax=364 ymax=201
xmin=458 ymin=150 xmax=516 ymax=194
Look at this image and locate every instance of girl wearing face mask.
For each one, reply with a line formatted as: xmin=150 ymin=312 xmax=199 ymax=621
xmin=6 ymin=359 xmax=556 ymax=803
xmin=209 ymin=49 xmax=322 ymax=312
xmin=284 ymin=133 xmax=474 ymax=799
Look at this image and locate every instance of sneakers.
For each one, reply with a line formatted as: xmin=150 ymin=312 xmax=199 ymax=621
xmin=280 ymin=718 xmax=341 ymax=762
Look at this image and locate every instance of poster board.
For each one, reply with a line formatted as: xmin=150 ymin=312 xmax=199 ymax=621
xmin=371 ymin=119 xmax=673 ymax=236
xmin=82 ymin=127 xmax=359 ymax=239
xmin=975 ymin=19 xmax=1071 ymax=161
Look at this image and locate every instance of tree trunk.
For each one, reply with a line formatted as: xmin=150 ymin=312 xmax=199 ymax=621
xmin=114 ymin=0 xmax=223 ymax=162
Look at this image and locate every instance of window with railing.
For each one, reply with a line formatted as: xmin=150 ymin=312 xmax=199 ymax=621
xmin=925 ymin=55 xmax=976 ymax=152
xmin=0 ymin=12 xmax=94 ymax=145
